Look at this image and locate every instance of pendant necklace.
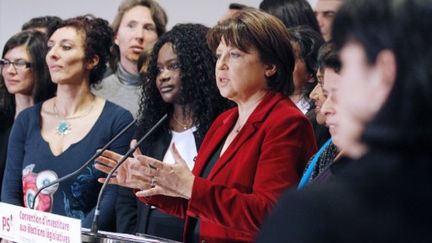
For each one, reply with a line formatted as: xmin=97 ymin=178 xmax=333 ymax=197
xmin=53 ymin=98 xmax=95 ymax=136
xmin=172 ymin=115 xmax=192 ymax=130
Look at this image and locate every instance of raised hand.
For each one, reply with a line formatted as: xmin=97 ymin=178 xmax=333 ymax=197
xmin=94 ymin=139 xmax=152 ymax=190
xmin=135 ymin=143 xmax=195 ymax=199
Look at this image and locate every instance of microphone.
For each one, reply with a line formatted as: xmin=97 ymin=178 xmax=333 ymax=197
xmin=30 ymin=118 xmax=137 ymax=210
xmin=82 ymin=114 xmax=168 ymax=242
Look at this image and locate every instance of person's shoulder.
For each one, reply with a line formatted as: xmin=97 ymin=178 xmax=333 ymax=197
xmin=257 ymin=92 xmax=305 ymax=118
xmin=95 ymin=74 xmax=120 ymax=92
xmin=257 ymin=182 xmax=354 ymax=242
xmin=15 ymin=102 xmax=42 ymax=122
xmin=275 ymin=95 xmax=307 ymax=117
xmin=201 ymin=107 xmax=237 ymax=135
xmin=102 ymin=73 xmax=118 ymax=82
xmin=214 ymin=106 xmax=238 ymax=121
xmin=103 ymin=100 xmax=133 ymax=119
xmin=265 ymin=96 xmax=310 ymax=127
xmin=96 ymin=101 xmax=134 ymax=137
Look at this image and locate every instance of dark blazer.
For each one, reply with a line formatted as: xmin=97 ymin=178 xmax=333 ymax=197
xmin=116 ymin=126 xmax=202 ymax=241
xmin=139 ymin=92 xmax=317 ymax=242
xmin=256 ymin=148 xmax=432 ymax=243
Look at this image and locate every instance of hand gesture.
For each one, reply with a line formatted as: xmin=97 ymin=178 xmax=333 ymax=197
xmin=95 ymin=140 xmax=153 ymax=190
xmin=135 ymin=143 xmax=195 ymax=199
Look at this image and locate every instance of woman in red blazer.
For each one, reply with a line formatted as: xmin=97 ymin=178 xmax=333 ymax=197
xmin=96 ymin=9 xmax=317 ymax=242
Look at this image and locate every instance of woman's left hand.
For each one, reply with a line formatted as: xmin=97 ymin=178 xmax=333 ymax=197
xmin=135 ymin=143 xmax=195 ymax=199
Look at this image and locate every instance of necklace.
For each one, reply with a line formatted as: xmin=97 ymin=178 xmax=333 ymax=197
xmin=53 ymin=98 xmax=95 ymax=136
xmin=172 ymin=115 xmax=192 ymax=130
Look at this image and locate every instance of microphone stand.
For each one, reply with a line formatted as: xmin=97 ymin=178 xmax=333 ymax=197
xmin=82 ymin=114 xmax=168 ymax=242
xmin=30 ymin=118 xmax=137 ymax=210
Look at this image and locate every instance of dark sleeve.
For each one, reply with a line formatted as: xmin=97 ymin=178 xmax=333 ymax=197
xmin=256 ymin=188 xmax=333 ymax=243
xmin=83 ymin=108 xmax=135 ymax=231
xmin=116 ymin=187 xmax=138 ymax=233
xmin=116 ymin=129 xmax=171 ymax=234
xmin=1 ymin=112 xmax=27 ymax=205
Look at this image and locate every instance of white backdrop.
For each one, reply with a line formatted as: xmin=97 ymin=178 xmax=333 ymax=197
xmin=0 ymin=0 xmax=317 ymax=51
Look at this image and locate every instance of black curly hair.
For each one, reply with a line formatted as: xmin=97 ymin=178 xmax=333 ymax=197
xmin=137 ymin=23 xmax=231 ymax=142
xmin=47 ymin=15 xmax=113 ymax=86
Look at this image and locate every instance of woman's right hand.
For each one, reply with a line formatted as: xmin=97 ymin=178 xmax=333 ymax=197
xmin=94 ymin=140 xmax=153 ymax=190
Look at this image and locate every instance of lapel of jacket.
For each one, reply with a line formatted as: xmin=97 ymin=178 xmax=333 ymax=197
xmin=192 ymin=111 xmax=236 ymax=176
xmin=152 ymin=128 xmax=172 ymax=160
xmin=206 ymin=92 xmax=283 ymax=180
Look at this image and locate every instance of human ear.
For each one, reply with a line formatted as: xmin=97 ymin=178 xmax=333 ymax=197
xmin=377 ymin=50 xmax=397 ymax=88
xmin=374 ymin=50 xmax=396 ymax=106
xmin=86 ymin=55 xmax=100 ymax=70
xmin=114 ymin=34 xmax=119 ymax=46
xmin=265 ymin=64 xmax=277 ymax=77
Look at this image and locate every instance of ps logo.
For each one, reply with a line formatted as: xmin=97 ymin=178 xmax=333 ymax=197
xmin=2 ymin=215 xmax=12 ymax=232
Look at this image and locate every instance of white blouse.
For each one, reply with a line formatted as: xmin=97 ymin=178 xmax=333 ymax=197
xmin=162 ymin=127 xmax=197 ymax=170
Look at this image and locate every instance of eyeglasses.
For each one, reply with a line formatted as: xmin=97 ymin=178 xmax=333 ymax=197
xmin=157 ymin=62 xmax=181 ymax=74
xmin=0 ymin=59 xmax=32 ymax=72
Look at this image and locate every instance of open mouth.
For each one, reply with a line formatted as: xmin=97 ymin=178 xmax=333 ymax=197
xmin=218 ymin=77 xmax=230 ymax=86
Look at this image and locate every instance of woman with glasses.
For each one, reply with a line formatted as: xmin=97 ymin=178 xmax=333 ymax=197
xmin=0 ymin=30 xmax=56 ymax=197
xmin=1 ymin=16 xmax=133 ymax=231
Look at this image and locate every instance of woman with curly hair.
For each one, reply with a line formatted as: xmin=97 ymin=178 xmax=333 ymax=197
xmin=115 ymin=23 xmax=230 ymax=240
xmin=1 ymin=16 xmax=134 ymax=230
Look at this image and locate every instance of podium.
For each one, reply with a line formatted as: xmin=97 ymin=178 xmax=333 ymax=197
xmin=0 ymin=203 xmax=179 ymax=243
xmin=82 ymin=229 xmax=180 ymax=243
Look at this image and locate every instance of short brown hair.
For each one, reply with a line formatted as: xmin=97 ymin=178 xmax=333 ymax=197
xmin=207 ymin=9 xmax=295 ymax=95
xmin=48 ymin=15 xmax=113 ymax=86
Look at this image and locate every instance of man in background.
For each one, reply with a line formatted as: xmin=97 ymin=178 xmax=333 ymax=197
xmin=314 ymin=0 xmax=343 ymax=41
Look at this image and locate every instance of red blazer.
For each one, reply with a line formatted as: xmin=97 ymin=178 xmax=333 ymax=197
xmin=139 ymin=92 xmax=317 ymax=242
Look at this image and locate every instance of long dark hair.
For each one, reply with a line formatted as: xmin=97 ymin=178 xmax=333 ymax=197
xmin=0 ymin=31 xmax=55 ymax=129
xmin=137 ymin=23 xmax=231 ymax=142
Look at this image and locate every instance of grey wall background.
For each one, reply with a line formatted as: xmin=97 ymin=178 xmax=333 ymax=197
xmin=0 ymin=0 xmax=317 ymax=52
